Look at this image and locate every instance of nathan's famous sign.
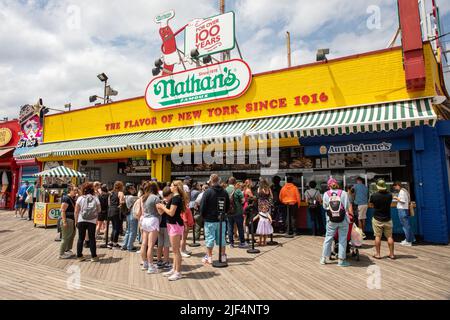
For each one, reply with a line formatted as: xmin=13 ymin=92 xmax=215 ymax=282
xmin=145 ymin=59 xmax=251 ymax=110
xmin=145 ymin=10 xmax=251 ymax=111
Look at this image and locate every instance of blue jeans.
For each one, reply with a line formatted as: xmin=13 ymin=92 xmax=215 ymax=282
xmin=122 ymin=214 xmax=138 ymax=250
xmin=322 ymin=218 xmax=349 ymax=260
xmin=398 ymin=209 xmax=415 ymax=243
xmin=228 ymin=214 xmax=246 ymax=245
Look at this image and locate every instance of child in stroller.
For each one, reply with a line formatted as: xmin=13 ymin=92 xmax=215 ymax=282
xmin=330 ymin=216 xmax=361 ymax=261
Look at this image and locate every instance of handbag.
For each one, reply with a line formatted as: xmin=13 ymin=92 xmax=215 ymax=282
xmin=181 ymin=206 xmax=195 ymax=228
xmin=25 ymin=194 xmax=33 ymax=204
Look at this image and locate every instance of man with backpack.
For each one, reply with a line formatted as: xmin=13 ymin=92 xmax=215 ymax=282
xmin=393 ymin=181 xmax=416 ymax=246
xmin=226 ymin=177 xmax=248 ymax=249
xmin=320 ymin=178 xmax=353 ymax=267
xmin=200 ymin=174 xmax=230 ymax=264
xmin=75 ymin=182 xmax=101 ymax=262
xmin=305 ymin=181 xmax=324 ymax=236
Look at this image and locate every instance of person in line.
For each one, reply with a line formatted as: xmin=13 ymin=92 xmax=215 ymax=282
xmin=320 ymin=178 xmax=353 ymax=267
xmin=26 ymin=181 xmax=38 ymax=221
xmin=108 ymin=181 xmax=125 ymax=249
xmin=255 ymin=178 xmax=274 ymax=246
xmin=140 ymin=182 xmax=163 ymax=274
xmin=96 ymin=184 xmax=109 ymax=238
xmin=199 ymin=174 xmax=230 ymax=265
xmin=14 ymin=189 xmax=20 ymax=218
xmin=156 ymin=180 xmax=189 ymax=281
xmin=243 ymin=179 xmax=255 ymax=238
xmin=18 ymin=181 xmax=29 ymax=219
xmin=193 ymin=184 xmax=208 ymax=241
xmin=353 ymin=177 xmax=368 ymax=239
xmin=393 ymin=182 xmax=416 ymax=246
xmin=156 ymin=186 xmax=172 ymax=270
xmin=305 ymin=181 xmax=325 ymax=236
xmin=58 ymin=186 xmax=78 ymax=259
xmin=370 ymin=179 xmax=395 ymax=259
xmin=279 ymin=177 xmax=301 ymax=236
xmin=271 ymin=176 xmax=284 ymax=233
xmin=75 ymin=182 xmax=101 ymax=262
xmin=122 ymin=184 xmax=139 ymax=251
xmin=226 ymin=177 xmax=248 ymax=249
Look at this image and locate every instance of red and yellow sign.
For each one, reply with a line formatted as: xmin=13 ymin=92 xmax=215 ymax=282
xmin=43 ymin=44 xmax=440 ymax=143
xmin=0 ymin=128 xmax=12 ymax=147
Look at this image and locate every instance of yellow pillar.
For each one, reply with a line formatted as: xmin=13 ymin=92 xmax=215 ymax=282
xmin=72 ymin=160 xmax=79 ymax=186
xmin=154 ymin=154 xmax=164 ymax=182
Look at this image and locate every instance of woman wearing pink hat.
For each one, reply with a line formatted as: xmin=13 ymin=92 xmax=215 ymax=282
xmin=320 ymin=178 xmax=353 ymax=267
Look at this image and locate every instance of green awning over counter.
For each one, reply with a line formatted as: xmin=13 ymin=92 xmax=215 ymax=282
xmin=246 ymin=99 xmax=437 ymax=139
xmin=17 ymin=99 xmax=437 ymax=159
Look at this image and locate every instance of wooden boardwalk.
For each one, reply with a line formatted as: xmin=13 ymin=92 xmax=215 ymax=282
xmin=0 ymin=210 xmax=449 ymax=300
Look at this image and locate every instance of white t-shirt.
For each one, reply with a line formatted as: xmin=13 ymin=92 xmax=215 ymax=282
xmin=396 ymin=189 xmax=410 ymax=210
xmin=76 ymin=195 xmax=100 ymax=224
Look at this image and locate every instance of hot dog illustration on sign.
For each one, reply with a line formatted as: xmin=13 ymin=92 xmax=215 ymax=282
xmin=155 ymin=10 xmax=179 ymax=76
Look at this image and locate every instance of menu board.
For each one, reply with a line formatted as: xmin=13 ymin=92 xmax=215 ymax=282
xmin=345 ymin=153 xmax=363 ymax=167
xmin=328 ymin=154 xmax=345 ymax=168
xmin=362 ymin=152 xmax=381 ymax=167
xmin=380 ymin=151 xmax=400 ymax=166
xmin=79 ymin=167 xmax=101 ymax=181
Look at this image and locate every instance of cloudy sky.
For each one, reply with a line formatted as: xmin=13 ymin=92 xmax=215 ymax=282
xmin=1 ymin=0 xmax=449 ymax=118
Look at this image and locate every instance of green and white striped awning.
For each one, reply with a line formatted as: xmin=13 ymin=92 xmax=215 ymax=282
xmin=18 ymin=133 xmax=144 ymax=159
xmin=17 ymin=99 xmax=437 ymax=159
xmin=34 ymin=166 xmax=86 ymax=178
xmin=247 ymin=99 xmax=437 ymax=139
xmin=129 ymin=120 xmax=255 ymax=150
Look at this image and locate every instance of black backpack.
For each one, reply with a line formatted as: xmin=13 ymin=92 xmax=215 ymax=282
xmin=326 ymin=190 xmax=346 ymax=223
xmin=228 ymin=188 xmax=236 ymax=215
xmin=307 ymin=190 xmax=319 ymax=209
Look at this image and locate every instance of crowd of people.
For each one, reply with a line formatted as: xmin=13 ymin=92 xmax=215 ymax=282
xmin=14 ymin=172 xmax=415 ymax=279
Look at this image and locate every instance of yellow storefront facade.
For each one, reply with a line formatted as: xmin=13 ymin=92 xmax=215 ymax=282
xmin=23 ymin=43 xmax=444 ymax=179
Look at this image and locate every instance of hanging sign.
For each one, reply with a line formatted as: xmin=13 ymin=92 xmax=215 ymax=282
xmin=145 ymin=59 xmax=252 ymax=110
xmin=0 ymin=128 xmax=12 ymax=147
xmin=184 ymin=12 xmax=235 ymax=58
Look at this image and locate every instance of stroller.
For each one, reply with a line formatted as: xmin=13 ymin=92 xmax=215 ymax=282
xmin=330 ymin=217 xmax=361 ymax=261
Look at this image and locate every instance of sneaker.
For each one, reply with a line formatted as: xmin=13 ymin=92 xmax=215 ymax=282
xmin=65 ymin=250 xmax=74 ymax=256
xmin=156 ymin=260 xmax=164 ymax=269
xmin=221 ymin=254 xmax=227 ymax=263
xmin=128 ymin=247 xmax=138 ymax=252
xmin=163 ymin=269 xmax=176 ymax=277
xmin=229 ymin=243 xmax=235 ymax=248
xmin=238 ymin=243 xmax=249 ymax=249
xmin=91 ymin=257 xmax=99 ymax=262
xmin=400 ymin=239 xmax=407 ymax=245
xmin=107 ymin=243 xmax=113 ymax=249
xmin=27 ymin=218 xmax=31 ymax=221
xmin=58 ymin=253 xmax=71 ymax=259
xmin=141 ymin=261 xmax=149 ymax=270
xmin=136 ymin=250 xmax=141 ymax=254
xmin=401 ymin=241 xmax=412 ymax=247
xmin=113 ymin=244 xmax=121 ymax=249
xmin=320 ymin=257 xmax=327 ymax=265
xmin=168 ymin=272 xmax=182 ymax=281
xmin=162 ymin=262 xmax=172 ymax=269
xmin=54 ymin=237 xmax=62 ymax=242
xmin=337 ymin=260 xmax=351 ymax=267
xmin=121 ymin=246 xmax=127 ymax=251
xmin=181 ymin=251 xmax=191 ymax=258
xmin=202 ymin=255 xmax=212 ymax=265
xmin=147 ymin=265 xmax=158 ymax=274
xmin=77 ymin=256 xmax=86 ymax=262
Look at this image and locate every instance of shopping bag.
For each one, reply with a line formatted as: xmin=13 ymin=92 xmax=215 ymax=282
xmin=351 ymin=223 xmax=363 ymax=247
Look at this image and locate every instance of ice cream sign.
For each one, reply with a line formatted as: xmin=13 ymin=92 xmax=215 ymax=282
xmin=185 ymin=12 xmax=235 ymax=58
xmin=145 ymin=59 xmax=252 ymax=110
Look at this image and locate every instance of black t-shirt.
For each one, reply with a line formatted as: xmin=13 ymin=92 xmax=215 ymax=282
xmin=62 ymin=195 xmax=76 ymax=220
xmin=160 ymin=202 xmax=169 ymax=228
xmin=166 ymin=194 xmax=184 ymax=226
xmin=370 ymin=192 xmax=393 ymax=222
xmin=98 ymin=193 xmax=109 ymax=213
